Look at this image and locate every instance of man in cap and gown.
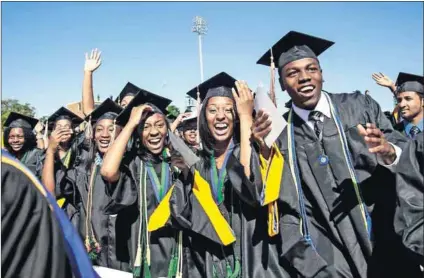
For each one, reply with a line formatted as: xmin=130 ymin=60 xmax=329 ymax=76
xmin=392 ymin=72 xmax=424 ymax=139
xmin=253 ymin=31 xmax=420 ymax=277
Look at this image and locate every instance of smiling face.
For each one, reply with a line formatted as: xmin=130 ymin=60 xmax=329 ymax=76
xmin=397 ymin=91 xmax=424 ymax=122
xmin=94 ymin=119 xmax=121 ymax=154
xmin=183 ymin=128 xmax=197 ymax=145
xmin=280 ymin=57 xmax=323 ymax=110
xmin=8 ymin=127 xmax=25 ymax=152
xmin=54 ymin=119 xmax=73 ymax=143
xmin=141 ymin=113 xmax=167 ymax=155
xmin=205 ymin=96 xmax=234 ymax=144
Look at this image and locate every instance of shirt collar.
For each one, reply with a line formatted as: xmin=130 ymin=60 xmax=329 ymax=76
xmin=403 ymin=118 xmax=424 ymax=136
xmin=292 ymin=92 xmax=332 ymax=122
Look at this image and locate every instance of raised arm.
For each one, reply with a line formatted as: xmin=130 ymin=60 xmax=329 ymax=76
xmin=372 ymin=72 xmax=397 ymax=96
xmin=82 ymin=49 xmax=102 ymax=116
xmin=170 ymin=112 xmax=191 ymax=132
xmin=232 ymin=80 xmax=254 ymax=178
xmin=101 ymin=104 xmax=152 ymax=182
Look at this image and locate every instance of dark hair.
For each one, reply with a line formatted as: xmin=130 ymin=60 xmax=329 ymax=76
xmin=198 ymin=92 xmax=240 ymax=168
xmin=132 ymin=109 xmax=171 ymax=164
xmin=3 ymin=127 xmax=37 ymax=154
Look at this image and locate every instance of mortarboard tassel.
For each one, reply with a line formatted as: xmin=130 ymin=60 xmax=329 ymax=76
xmin=269 ymin=48 xmax=277 ymax=107
xmin=43 ymin=120 xmax=49 ymax=148
xmin=109 ymin=119 xmax=117 ymax=148
xmin=196 ymin=88 xmax=202 ymax=146
xmin=84 ymin=116 xmax=93 ymax=140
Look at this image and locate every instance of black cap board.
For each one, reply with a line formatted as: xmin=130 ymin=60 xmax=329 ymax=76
xmin=186 ymin=72 xmax=237 ymax=101
xmin=85 ymin=98 xmax=123 ymax=124
xmin=4 ymin=112 xmax=39 ymax=130
xmin=115 ymin=82 xmax=142 ymax=105
xmin=395 ymin=72 xmax=424 ymax=95
xmin=256 ymin=31 xmax=334 ymax=69
xmin=47 ymin=107 xmax=84 ymax=130
xmin=115 ymin=88 xmax=172 ymax=126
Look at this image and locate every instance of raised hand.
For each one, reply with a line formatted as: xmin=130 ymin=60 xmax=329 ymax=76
xmin=372 ymin=72 xmax=394 ymax=88
xmin=357 ymin=123 xmax=396 ymax=164
xmin=84 ymin=48 xmax=102 ymax=73
xmin=232 ymin=80 xmax=254 ymax=118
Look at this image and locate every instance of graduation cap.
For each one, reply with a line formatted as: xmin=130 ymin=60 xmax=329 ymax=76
xmin=256 ymin=31 xmax=334 ymax=69
xmin=180 ymin=114 xmax=198 ymax=131
xmin=115 ymin=82 xmax=142 ymax=105
xmin=186 ymin=72 xmax=237 ymax=102
xmin=85 ymin=98 xmax=123 ymax=124
xmin=47 ymin=107 xmax=84 ymax=131
xmin=84 ymin=98 xmax=123 ymax=141
xmin=115 ymin=88 xmax=172 ymax=126
xmin=395 ymin=72 xmax=424 ymax=96
xmin=4 ymin=112 xmax=39 ymax=130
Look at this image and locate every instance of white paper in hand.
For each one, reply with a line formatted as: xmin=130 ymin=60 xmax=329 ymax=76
xmin=254 ymin=85 xmax=287 ymax=148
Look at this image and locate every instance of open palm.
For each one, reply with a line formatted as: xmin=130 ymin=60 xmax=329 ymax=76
xmin=372 ymin=72 xmax=394 ymax=88
xmin=84 ymin=48 xmax=102 ymax=72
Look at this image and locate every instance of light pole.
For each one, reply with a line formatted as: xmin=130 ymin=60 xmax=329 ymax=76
xmin=187 ymin=16 xmax=208 ymax=111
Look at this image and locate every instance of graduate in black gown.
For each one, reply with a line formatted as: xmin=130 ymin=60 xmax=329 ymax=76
xmin=41 ymin=106 xmax=84 ymax=195
xmin=393 ymin=72 xmax=424 ymax=139
xmin=57 ymin=99 xmax=131 ymax=271
xmin=1 ymin=150 xmax=99 ymax=278
xmin=3 ymin=112 xmax=44 ymax=176
xmin=179 ymin=115 xmax=200 ymax=154
xmin=101 ymin=90 xmax=191 ymax=278
xmin=170 ymin=72 xmax=296 ymax=278
xmin=253 ymin=31 xmax=420 ymax=277
xmin=394 ymin=135 xmax=424 ymax=268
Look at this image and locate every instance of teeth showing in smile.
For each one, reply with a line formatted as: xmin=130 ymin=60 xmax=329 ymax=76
xmin=99 ymin=140 xmax=109 ymax=145
xmin=215 ymin=123 xmax=228 ymax=129
xmin=149 ymin=138 xmax=161 ymax=144
xmin=300 ymin=85 xmax=314 ymax=92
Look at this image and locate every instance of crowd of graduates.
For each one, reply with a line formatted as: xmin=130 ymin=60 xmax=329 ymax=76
xmin=1 ymin=31 xmax=423 ymax=278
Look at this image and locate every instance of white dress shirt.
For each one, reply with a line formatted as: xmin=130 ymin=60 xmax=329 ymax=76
xmin=291 ymin=93 xmax=401 ymax=169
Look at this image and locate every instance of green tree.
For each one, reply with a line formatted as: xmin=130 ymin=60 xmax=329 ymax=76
xmin=1 ymin=99 xmax=37 ymax=127
xmin=166 ymin=104 xmax=180 ymax=118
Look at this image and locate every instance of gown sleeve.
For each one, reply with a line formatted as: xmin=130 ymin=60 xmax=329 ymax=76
xmin=1 ymin=161 xmax=72 ymax=278
xmin=394 ymin=136 xmax=424 ymax=265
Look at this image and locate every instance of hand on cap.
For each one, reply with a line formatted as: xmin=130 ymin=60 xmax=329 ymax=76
xmin=357 ymin=123 xmax=396 ymax=164
xmin=233 ymin=81 xmax=254 ymax=118
xmin=128 ymin=104 xmax=152 ymax=128
xmin=84 ymin=48 xmax=102 ymax=73
xmin=252 ymin=109 xmax=272 ymax=150
xmin=176 ymin=112 xmax=192 ymax=123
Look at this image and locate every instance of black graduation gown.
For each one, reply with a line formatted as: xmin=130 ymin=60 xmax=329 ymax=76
xmin=104 ymin=154 xmax=191 ymax=277
xmin=1 ymin=160 xmax=72 ymax=278
xmin=394 ymin=135 xmax=424 ymax=266
xmin=19 ymin=147 xmax=44 ymax=178
xmin=58 ymin=149 xmax=132 ymax=271
xmin=271 ymin=92 xmax=420 ymax=277
xmin=170 ymin=144 xmax=297 ymax=278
